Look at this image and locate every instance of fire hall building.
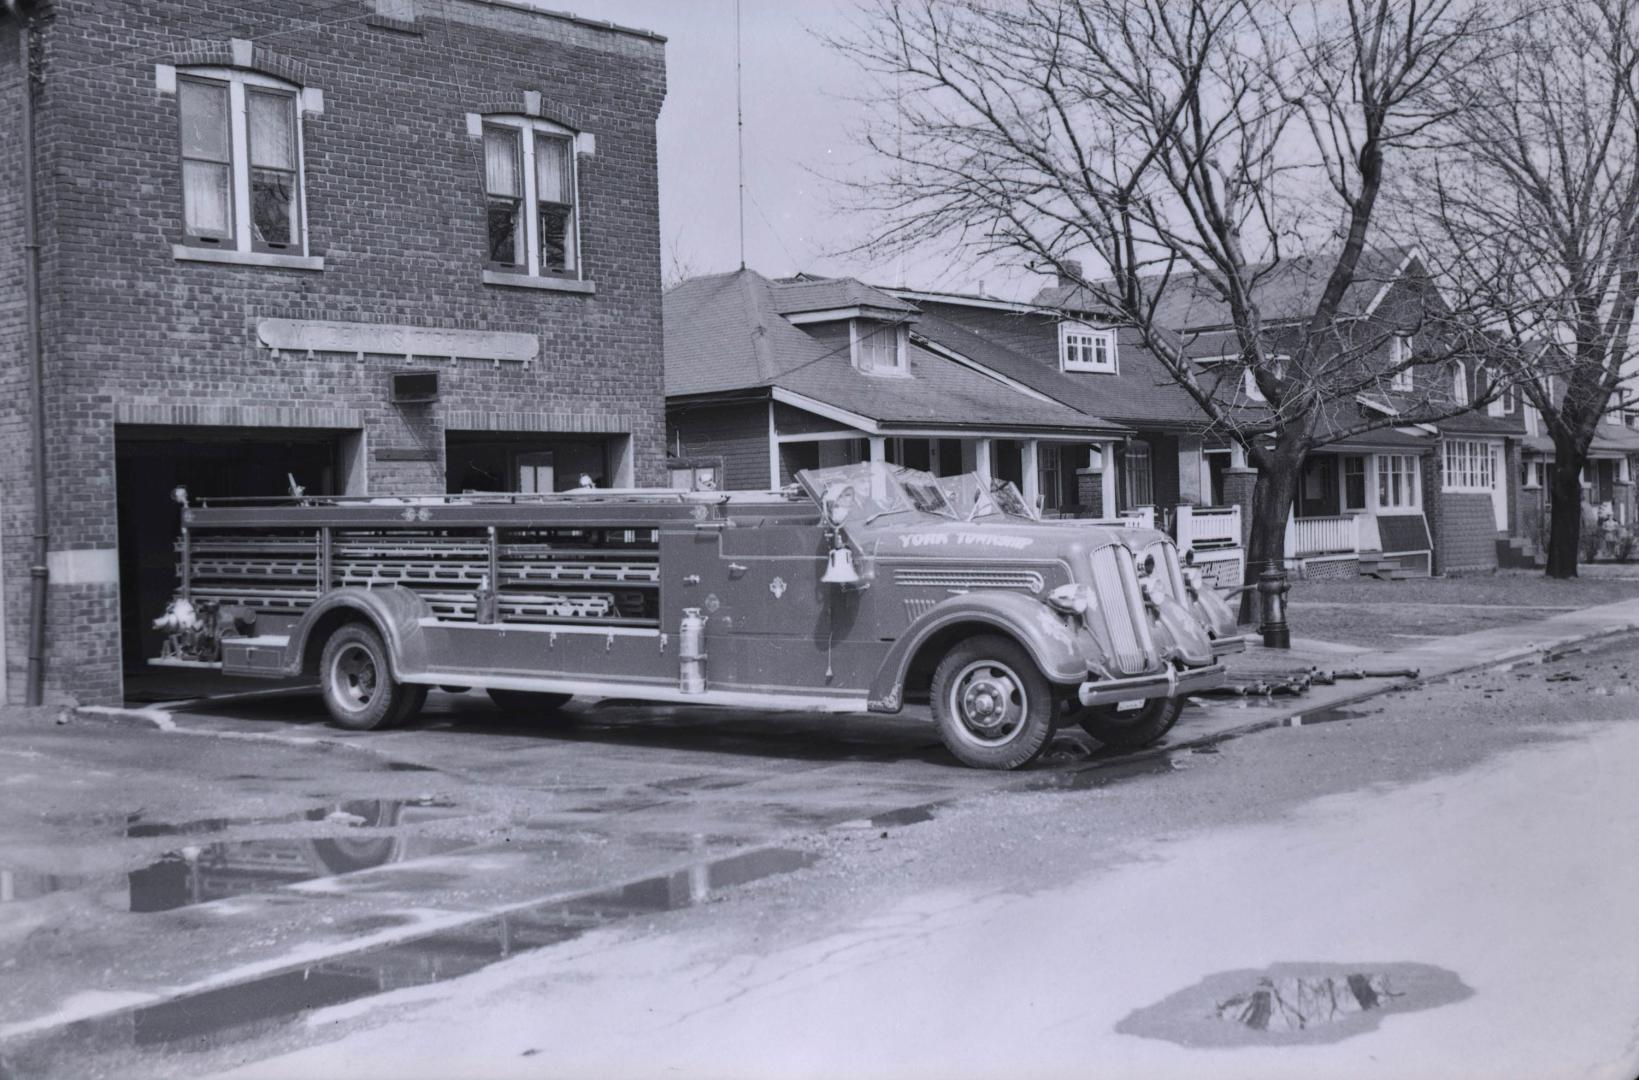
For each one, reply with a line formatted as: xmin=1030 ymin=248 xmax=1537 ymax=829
xmin=0 ymin=0 xmax=667 ymax=704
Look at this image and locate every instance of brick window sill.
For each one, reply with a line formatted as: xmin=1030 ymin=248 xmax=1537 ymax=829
xmin=482 ymin=269 xmax=596 ymax=295
xmin=173 ymin=244 xmax=325 ymax=272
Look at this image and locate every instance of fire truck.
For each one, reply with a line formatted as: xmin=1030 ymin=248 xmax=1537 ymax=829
xmin=152 ymin=462 xmax=1227 ymax=769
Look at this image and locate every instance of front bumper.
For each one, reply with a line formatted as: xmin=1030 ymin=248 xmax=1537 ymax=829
xmin=1210 ymin=633 xmax=1254 ymax=657
xmin=1077 ymin=662 xmax=1227 ymax=708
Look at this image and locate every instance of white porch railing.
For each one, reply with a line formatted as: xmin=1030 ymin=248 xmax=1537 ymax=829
xmin=1290 ymin=514 xmax=1360 ymax=556
xmin=1119 ymin=506 xmax=1155 ymax=529
xmin=1176 ymin=505 xmax=1241 ymax=550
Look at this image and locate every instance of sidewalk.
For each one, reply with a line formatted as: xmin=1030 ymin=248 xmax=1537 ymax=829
xmin=1157 ymin=595 xmax=1639 ymax=750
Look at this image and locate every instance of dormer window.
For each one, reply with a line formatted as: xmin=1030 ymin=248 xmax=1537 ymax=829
xmin=1059 ymin=322 xmax=1117 ymax=373
xmin=853 ymin=320 xmax=908 ymax=376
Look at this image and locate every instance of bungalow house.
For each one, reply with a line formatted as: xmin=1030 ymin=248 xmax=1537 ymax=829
xmin=1030 ymin=250 xmax=1544 ymax=577
xmin=1509 ymin=378 xmax=1639 ymax=562
xmin=663 ymin=270 xmax=1132 ymax=498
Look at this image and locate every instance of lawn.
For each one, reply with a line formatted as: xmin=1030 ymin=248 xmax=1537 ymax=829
xmin=1282 ymin=570 xmax=1639 ymax=648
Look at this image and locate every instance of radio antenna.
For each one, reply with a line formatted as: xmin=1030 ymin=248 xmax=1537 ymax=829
xmin=736 ymin=0 xmax=746 ymax=271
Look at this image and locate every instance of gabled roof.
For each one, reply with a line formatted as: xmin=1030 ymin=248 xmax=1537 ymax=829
xmin=1034 ymin=247 xmax=1420 ymax=331
xmin=664 ymin=270 xmax=1126 ymax=435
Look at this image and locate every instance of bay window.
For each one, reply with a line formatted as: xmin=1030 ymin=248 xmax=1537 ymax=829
xmin=1442 ymin=439 xmax=1496 ymax=492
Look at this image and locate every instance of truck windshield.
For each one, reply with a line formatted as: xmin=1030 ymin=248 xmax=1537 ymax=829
xmin=941 ymin=474 xmax=1039 ymax=522
xmin=795 ymin=462 xmax=958 ymax=524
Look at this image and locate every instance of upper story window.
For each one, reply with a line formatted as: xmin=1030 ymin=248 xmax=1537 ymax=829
xmin=1059 ymin=322 xmax=1117 ymax=373
xmin=483 ymin=117 xmax=579 ymax=278
xmin=178 ymin=70 xmax=308 ymax=254
xmin=1387 ymin=335 xmax=1414 ymax=392
xmin=1451 ymin=361 xmax=1470 ymax=405
xmin=852 ymin=320 xmax=908 ymax=375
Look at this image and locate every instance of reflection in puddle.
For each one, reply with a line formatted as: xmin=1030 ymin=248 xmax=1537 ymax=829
xmin=1214 ymin=973 xmax=1399 ymax=1031
xmin=1118 ymin=961 xmax=1472 ymax=1047
xmin=127 ymin=834 xmax=475 ymax=913
xmin=9 ymin=847 xmax=818 ymax=1072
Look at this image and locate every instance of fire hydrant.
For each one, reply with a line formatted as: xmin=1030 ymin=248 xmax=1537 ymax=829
xmin=1257 ymin=559 xmax=1292 ymax=649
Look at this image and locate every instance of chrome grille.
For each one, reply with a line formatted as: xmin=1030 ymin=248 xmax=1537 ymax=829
xmin=892 ymin=568 xmax=1044 ymax=592
xmin=1090 ymin=544 xmax=1155 ymax=674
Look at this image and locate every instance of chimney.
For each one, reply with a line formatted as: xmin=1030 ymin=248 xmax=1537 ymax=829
xmin=1057 ymin=259 xmax=1083 ymax=288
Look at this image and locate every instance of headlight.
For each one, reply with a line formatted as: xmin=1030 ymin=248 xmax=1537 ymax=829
xmin=1047 ymin=583 xmax=1096 ymax=616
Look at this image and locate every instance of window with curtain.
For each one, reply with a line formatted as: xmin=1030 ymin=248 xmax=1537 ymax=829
xmin=484 ymin=126 xmax=524 ymax=266
xmin=177 ymin=70 xmax=308 ymax=253
xmin=480 ymin=116 xmax=581 ymax=277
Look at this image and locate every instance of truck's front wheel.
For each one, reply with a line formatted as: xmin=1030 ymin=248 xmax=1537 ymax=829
xmin=319 ymin=623 xmax=425 ymax=731
xmin=930 ymin=635 xmax=1055 ymax=770
xmin=1068 ymin=696 xmax=1184 ymax=748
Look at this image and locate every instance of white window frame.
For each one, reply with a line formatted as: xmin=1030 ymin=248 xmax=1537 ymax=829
xmin=1388 ymin=335 xmax=1414 ymax=392
xmin=1375 ymin=453 xmax=1422 ymax=511
xmin=1442 ymin=439 xmax=1497 ymax=493
xmin=176 ymin=67 xmax=311 ymax=257
xmin=1452 ymin=361 xmax=1470 ymax=405
xmin=1342 ymin=455 xmax=1368 ymax=511
xmin=1059 ymin=322 xmax=1118 ymax=373
xmin=850 ymin=320 xmax=909 ymax=376
xmin=481 ymin=114 xmax=582 ymax=279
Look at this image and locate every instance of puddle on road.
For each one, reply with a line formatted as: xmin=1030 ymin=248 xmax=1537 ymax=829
xmin=1118 ymin=961 xmax=1472 ymax=1047
xmin=8 ymin=847 xmax=818 ymax=1073
xmin=128 ymin=834 xmax=477 ymax=912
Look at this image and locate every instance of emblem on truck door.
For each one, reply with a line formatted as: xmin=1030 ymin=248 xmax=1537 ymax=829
xmin=769 ymin=576 xmax=787 ymax=599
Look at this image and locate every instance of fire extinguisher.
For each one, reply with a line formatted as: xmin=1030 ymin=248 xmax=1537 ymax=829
xmin=679 ymin=608 xmax=707 ymax=693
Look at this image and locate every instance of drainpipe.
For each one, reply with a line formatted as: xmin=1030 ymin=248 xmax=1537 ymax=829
xmin=15 ymin=9 xmax=49 ymax=704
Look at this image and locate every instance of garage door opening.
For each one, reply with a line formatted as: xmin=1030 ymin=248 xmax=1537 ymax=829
xmin=445 ymin=432 xmax=631 ymax=493
xmin=116 ymin=427 xmax=350 ymax=698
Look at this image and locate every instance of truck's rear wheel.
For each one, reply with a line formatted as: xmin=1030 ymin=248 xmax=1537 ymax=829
xmin=930 ymin=635 xmax=1055 ymax=770
xmin=319 ymin=624 xmax=425 ymax=731
xmin=486 ymin=689 xmax=573 ymax=719
xmin=1069 ymin=696 xmax=1184 ymax=748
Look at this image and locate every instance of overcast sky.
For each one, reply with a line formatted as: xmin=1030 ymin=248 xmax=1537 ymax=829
xmin=542 ymin=0 xmax=1044 ymax=300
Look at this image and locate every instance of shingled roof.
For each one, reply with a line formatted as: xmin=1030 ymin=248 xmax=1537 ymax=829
xmin=909 ymin=302 xmax=1207 ymax=429
xmin=1033 ymin=248 xmax=1419 ymax=331
xmin=664 ymin=270 xmax=1127 ymax=435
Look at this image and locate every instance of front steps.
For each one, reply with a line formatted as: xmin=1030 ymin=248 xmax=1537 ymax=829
xmin=1356 ymin=552 xmax=1413 ymax=580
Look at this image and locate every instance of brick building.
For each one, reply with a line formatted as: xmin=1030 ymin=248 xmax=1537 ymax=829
xmin=0 ymin=0 xmax=667 ymax=704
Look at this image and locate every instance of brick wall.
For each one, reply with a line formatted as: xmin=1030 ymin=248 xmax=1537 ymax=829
xmin=668 ymin=400 xmax=773 ymax=491
xmin=1436 ymin=493 xmax=1498 ymax=572
xmin=1 ymin=0 xmax=667 ymax=703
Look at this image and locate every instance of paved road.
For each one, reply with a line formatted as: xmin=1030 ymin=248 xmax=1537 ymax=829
xmin=207 ymin=633 xmax=1639 ymax=1080
xmin=3 ymin=633 xmax=1637 ymax=1078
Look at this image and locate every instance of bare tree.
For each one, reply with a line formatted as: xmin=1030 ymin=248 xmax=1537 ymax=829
xmin=832 ymin=0 xmax=1504 ymax=611
xmin=1410 ymin=0 xmax=1639 ymax=578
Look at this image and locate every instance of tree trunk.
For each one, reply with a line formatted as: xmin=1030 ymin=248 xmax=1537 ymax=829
xmin=1544 ymin=449 xmax=1586 ymax=579
xmin=1237 ymin=462 xmax=1300 ymax=625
